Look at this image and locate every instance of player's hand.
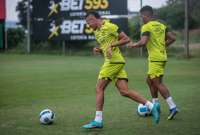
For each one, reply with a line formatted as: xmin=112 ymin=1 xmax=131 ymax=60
xmin=128 ymin=41 xmax=137 ymax=48
xmin=106 ymin=45 xmax=112 ymax=59
xmin=93 ymin=47 xmax=102 ymax=55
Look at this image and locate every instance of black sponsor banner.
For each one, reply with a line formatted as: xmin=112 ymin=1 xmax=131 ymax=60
xmin=33 ymin=18 xmax=128 ymax=41
xmin=33 ymin=0 xmax=127 ymax=19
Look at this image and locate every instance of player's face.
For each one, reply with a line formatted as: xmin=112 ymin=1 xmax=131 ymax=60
xmin=140 ymin=13 xmax=148 ymax=24
xmin=86 ymin=15 xmax=98 ymax=30
xmin=140 ymin=12 xmax=151 ymax=24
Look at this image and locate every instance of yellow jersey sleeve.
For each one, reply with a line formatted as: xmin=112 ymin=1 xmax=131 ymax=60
xmin=141 ymin=24 xmax=151 ymax=36
xmin=103 ymin=20 xmax=119 ymax=37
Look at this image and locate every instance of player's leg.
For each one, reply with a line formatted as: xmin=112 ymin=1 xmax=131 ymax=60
xmin=116 ymin=79 xmax=146 ymax=104
xmin=147 ymin=62 xmax=162 ymax=103
xmin=146 ymin=76 xmax=161 ymax=112
xmin=148 ymin=61 xmax=178 ymax=119
xmin=82 ymin=79 xmax=110 ymax=129
xmin=151 ymin=76 xmax=178 ymax=120
xmin=146 ymin=76 xmax=159 ymax=103
xmin=115 ymin=79 xmax=160 ymax=124
xmin=95 ymin=79 xmax=110 ymax=117
xmin=151 ymin=77 xmax=170 ymax=99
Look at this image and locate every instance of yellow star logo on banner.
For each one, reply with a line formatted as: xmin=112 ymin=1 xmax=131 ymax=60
xmin=48 ymin=3 xmax=59 ymax=17
xmin=48 ymin=25 xmax=60 ymax=39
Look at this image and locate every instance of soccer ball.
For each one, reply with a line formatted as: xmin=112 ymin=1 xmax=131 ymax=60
xmin=39 ymin=109 xmax=55 ymax=125
xmin=137 ymin=104 xmax=151 ymax=117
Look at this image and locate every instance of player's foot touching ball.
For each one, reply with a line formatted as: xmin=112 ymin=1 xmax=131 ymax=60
xmin=151 ymin=102 xmax=161 ymax=124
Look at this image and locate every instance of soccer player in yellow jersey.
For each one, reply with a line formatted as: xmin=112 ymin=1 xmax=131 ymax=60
xmin=82 ymin=11 xmax=160 ymax=129
xmin=128 ymin=6 xmax=178 ymax=120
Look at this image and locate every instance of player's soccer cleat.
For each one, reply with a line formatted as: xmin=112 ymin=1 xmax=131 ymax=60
xmin=157 ymin=102 xmax=161 ymax=113
xmin=152 ymin=101 xmax=161 ymax=113
xmin=82 ymin=120 xmax=103 ymax=129
xmin=167 ymin=107 xmax=179 ymax=120
xmin=151 ymin=102 xmax=160 ymax=124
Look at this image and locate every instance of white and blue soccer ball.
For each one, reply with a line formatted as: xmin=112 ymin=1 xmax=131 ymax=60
xmin=137 ymin=104 xmax=151 ymax=117
xmin=39 ymin=109 xmax=55 ymax=125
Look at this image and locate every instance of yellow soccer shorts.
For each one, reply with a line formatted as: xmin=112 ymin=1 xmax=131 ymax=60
xmin=148 ymin=61 xmax=166 ymax=79
xmin=98 ymin=62 xmax=128 ymax=82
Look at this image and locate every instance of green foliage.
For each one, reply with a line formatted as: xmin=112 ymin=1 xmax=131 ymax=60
xmin=156 ymin=0 xmax=200 ymax=29
xmin=189 ymin=0 xmax=200 ymax=27
xmin=35 ymin=41 xmax=93 ymax=55
xmin=155 ymin=5 xmax=184 ymax=29
xmin=128 ymin=16 xmax=141 ymax=40
xmin=16 ymin=0 xmax=32 ymax=29
xmin=30 ymin=41 xmax=61 ymax=54
xmin=7 ymin=28 xmax=25 ymax=49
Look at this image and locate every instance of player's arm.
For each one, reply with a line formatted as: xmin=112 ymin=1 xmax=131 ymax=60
xmin=110 ymin=32 xmax=130 ymax=47
xmin=128 ymin=35 xmax=149 ymax=48
xmin=107 ymin=31 xmax=130 ymax=59
xmin=93 ymin=47 xmax=102 ymax=55
xmin=128 ymin=24 xmax=150 ymax=48
xmin=166 ymin=31 xmax=176 ymax=47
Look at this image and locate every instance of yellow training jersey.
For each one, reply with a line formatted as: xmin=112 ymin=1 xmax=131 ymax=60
xmin=94 ymin=20 xmax=125 ymax=64
xmin=141 ymin=20 xmax=168 ymax=62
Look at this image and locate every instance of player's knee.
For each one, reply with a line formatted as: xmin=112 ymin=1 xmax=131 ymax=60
xmin=153 ymin=82 xmax=164 ymax=90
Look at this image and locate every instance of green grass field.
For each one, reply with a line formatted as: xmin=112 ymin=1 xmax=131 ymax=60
xmin=0 ymin=54 xmax=200 ymax=135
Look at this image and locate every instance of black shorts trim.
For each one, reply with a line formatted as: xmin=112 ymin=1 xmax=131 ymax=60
xmin=100 ymin=77 xmax=112 ymax=81
xmin=141 ymin=32 xmax=150 ymax=36
xmin=150 ymin=61 xmax=167 ymax=62
xmin=109 ymin=62 xmax=125 ymax=64
xmin=117 ymin=78 xmax=128 ymax=82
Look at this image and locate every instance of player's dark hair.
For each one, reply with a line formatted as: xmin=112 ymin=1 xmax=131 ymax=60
xmin=140 ymin=5 xmax=153 ymax=16
xmin=85 ymin=11 xmax=101 ymax=19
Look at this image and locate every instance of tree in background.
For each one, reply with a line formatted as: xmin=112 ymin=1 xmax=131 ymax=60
xmin=128 ymin=16 xmax=141 ymax=40
xmin=7 ymin=28 xmax=25 ymax=49
xmin=155 ymin=0 xmax=200 ymax=30
xmin=188 ymin=0 xmax=200 ymax=27
xmin=16 ymin=0 xmax=32 ymax=29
